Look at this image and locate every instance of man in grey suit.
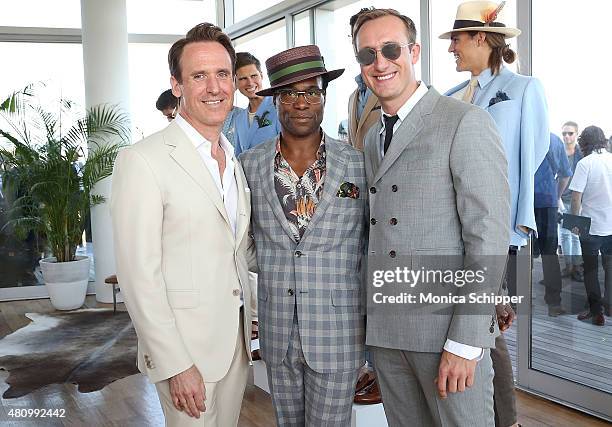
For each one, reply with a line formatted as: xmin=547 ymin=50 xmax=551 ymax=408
xmin=352 ymin=8 xmax=510 ymax=426
xmin=240 ymin=45 xmax=367 ymax=426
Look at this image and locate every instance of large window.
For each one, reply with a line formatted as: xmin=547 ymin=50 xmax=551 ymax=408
xmin=294 ymin=10 xmax=312 ymax=46
xmin=0 ymin=43 xmax=85 ymax=290
xmin=533 ymin=1 xmax=611 ymax=137
xmin=314 ymin=0 xmax=420 ymax=139
xmin=233 ymin=0 xmax=284 ymax=23
xmin=0 ymin=43 xmax=85 ymax=116
xmin=127 ymin=0 xmax=216 ymax=34
xmin=233 ymin=19 xmax=287 ymax=108
xmin=529 ymin=0 xmax=612 ymax=394
xmin=430 ymin=0 xmax=517 ymax=91
xmin=0 ymin=0 xmax=81 ymax=28
xmin=128 ymin=43 xmax=176 ymax=138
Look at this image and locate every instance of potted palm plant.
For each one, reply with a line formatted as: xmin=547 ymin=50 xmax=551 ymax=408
xmin=0 ymin=84 xmax=129 ymax=310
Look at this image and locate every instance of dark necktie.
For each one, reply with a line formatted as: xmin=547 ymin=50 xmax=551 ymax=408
xmin=383 ymin=114 xmax=399 ymax=154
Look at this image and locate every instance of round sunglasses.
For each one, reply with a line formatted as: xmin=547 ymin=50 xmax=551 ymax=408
xmin=355 ymin=42 xmax=414 ymax=66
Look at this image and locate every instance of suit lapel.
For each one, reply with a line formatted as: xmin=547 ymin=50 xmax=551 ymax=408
xmin=348 ymin=91 xmax=358 ymax=144
xmin=476 ymin=68 xmax=514 ymax=109
xmin=165 ymin=122 xmax=232 ymax=231
xmin=364 ymin=121 xmax=382 ymax=182
xmin=372 ymin=88 xmax=439 ymax=184
xmin=258 ymin=139 xmax=298 ymax=243
xmin=300 ymin=136 xmax=347 ymax=243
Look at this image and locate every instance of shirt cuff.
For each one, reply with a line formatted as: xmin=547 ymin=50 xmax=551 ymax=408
xmin=444 ymin=339 xmax=484 ymax=361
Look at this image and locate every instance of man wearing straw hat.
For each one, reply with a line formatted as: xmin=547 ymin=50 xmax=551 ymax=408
xmin=441 ymin=4 xmax=549 ymax=426
xmin=352 ymin=7 xmax=510 ymax=426
xmin=239 ymin=45 xmax=367 ymax=426
xmin=442 ymin=0 xmax=549 ymax=296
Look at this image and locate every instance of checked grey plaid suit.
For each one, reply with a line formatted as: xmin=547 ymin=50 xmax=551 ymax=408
xmin=240 ymin=134 xmax=367 ymax=425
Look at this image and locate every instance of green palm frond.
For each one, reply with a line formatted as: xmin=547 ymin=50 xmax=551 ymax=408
xmin=0 ymin=84 xmax=130 ymax=262
xmin=82 ymin=142 xmax=123 ymax=192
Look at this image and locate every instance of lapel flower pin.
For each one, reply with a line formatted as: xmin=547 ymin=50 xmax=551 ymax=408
xmin=254 ymin=110 xmax=272 ymax=128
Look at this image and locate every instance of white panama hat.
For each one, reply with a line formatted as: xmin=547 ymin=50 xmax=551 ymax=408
xmin=439 ymin=1 xmax=521 ymax=39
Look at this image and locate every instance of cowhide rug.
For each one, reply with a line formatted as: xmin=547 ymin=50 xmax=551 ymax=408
xmin=0 ymin=308 xmax=138 ymax=398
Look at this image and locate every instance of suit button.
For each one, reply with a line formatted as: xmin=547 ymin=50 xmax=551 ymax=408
xmin=288 ymin=289 xmax=295 ymax=296
xmin=294 ymin=250 xmax=303 ymax=257
xmin=369 ymin=187 xmax=377 ymax=194
xmin=390 ymin=217 xmax=398 ymax=225
xmin=389 ymin=250 xmax=396 ymax=258
xmin=370 ymin=218 xmax=377 ymax=225
xmin=391 ymin=185 xmax=398 ymax=192
xmin=232 ymin=289 xmax=240 ymax=296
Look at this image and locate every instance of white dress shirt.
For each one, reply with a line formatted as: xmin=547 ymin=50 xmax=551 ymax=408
xmin=380 ymin=82 xmax=483 ymax=361
xmin=569 ymin=150 xmax=612 ymax=236
xmin=175 ymin=114 xmax=238 ymax=237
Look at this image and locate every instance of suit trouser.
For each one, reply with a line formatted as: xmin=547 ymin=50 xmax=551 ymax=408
xmin=492 ymin=334 xmax=517 ymax=427
xmin=534 ymin=207 xmax=563 ymax=306
xmin=155 ymin=315 xmax=249 ymax=427
xmin=579 ymin=234 xmax=612 ymax=315
xmin=266 ymin=313 xmax=360 ymax=427
xmin=372 ymin=346 xmax=494 ymax=427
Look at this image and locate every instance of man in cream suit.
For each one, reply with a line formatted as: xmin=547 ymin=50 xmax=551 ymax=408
xmin=111 ymin=23 xmax=256 ymax=427
xmin=353 ymin=8 xmax=510 ymax=426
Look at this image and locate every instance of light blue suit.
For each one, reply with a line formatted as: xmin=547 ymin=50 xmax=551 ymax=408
xmin=234 ymin=96 xmax=280 ymax=157
xmin=446 ymin=67 xmax=549 ymax=246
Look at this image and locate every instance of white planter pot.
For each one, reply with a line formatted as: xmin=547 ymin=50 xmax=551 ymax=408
xmin=39 ymin=256 xmax=90 ymax=310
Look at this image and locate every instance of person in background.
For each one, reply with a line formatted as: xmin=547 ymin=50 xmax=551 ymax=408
xmin=533 ymin=133 xmax=572 ymax=317
xmin=345 ymin=6 xmax=383 ymax=407
xmin=442 ymin=2 xmax=549 ymax=425
xmin=347 ymin=9 xmax=380 ymax=151
xmin=234 ymin=52 xmax=280 ymax=156
xmin=559 ymin=121 xmax=584 ymax=281
xmin=156 ymin=89 xmax=178 ymax=121
xmin=570 ymin=125 xmax=612 ymax=326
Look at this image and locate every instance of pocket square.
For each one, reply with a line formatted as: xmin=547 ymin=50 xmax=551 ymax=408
xmin=337 ymin=182 xmax=360 ymax=199
xmin=488 ymin=91 xmax=511 ymax=107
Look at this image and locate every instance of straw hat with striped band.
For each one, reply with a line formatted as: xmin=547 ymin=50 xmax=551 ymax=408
xmin=438 ymin=1 xmax=521 ymax=39
xmin=256 ymin=45 xmax=344 ymax=97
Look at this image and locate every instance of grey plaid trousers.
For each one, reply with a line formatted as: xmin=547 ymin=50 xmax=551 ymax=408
xmin=267 ymin=308 xmax=360 ymax=427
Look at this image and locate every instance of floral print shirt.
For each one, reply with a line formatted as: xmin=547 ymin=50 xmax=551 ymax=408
xmin=274 ymin=136 xmax=326 ymax=241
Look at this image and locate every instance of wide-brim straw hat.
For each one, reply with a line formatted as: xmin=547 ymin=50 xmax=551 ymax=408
xmin=439 ymin=1 xmax=521 ymax=39
xmin=256 ymin=45 xmax=344 ymax=97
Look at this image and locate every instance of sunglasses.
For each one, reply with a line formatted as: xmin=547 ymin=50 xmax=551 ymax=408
xmin=355 ymin=42 xmax=414 ymax=66
xmin=562 ymin=131 xmax=575 ymax=136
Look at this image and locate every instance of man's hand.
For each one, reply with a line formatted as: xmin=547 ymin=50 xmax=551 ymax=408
xmin=169 ymin=365 xmax=206 ymax=418
xmin=434 ymin=350 xmax=478 ymax=399
xmin=496 ymin=303 xmax=516 ymax=332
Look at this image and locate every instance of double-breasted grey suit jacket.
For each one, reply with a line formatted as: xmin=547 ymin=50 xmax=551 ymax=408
xmin=364 ymin=87 xmax=511 ymax=352
xmin=240 ymin=134 xmax=367 ymax=373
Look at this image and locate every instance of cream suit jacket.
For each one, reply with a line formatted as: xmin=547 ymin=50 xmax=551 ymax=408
xmin=111 ymin=120 xmax=256 ymax=384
